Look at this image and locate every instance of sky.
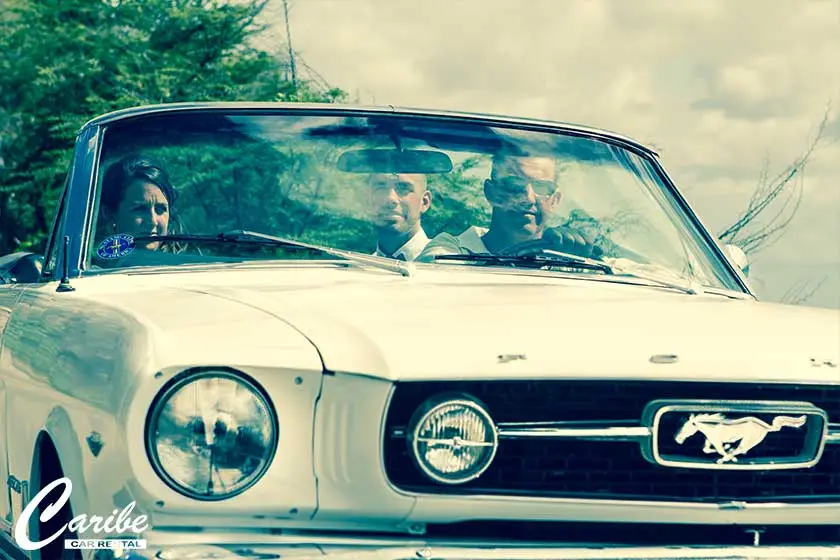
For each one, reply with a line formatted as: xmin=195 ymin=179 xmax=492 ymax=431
xmin=259 ymin=0 xmax=840 ymax=308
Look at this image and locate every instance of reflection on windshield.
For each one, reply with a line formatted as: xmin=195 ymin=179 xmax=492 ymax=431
xmin=87 ymin=112 xmax=737 ymax=291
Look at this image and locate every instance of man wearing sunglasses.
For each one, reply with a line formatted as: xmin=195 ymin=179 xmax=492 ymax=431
xmin=418 ymin=153 xmax=600 ymax=261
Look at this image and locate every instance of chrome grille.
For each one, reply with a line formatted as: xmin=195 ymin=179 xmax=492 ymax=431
xmin=382 ymin=380 xmax=840 ymax=502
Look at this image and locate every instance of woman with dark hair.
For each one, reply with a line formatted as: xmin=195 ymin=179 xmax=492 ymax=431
xmin=98 ymin=153 xmax=179 ymax=251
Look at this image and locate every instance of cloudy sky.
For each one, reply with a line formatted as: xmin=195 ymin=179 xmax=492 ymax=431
xmin=260 ymin=0 xmax=839 ymax=308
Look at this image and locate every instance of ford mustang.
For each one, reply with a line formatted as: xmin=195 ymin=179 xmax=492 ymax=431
xmin=0 ymin=102 xmax=838 ymax=560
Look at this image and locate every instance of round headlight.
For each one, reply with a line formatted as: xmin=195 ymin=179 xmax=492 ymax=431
xmin=408 ymin=395 xmax=498 ymax=484
xmin=145 ymin=369 xmax=278 ymax=500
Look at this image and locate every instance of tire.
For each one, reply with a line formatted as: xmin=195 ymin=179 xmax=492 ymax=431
xmin=30 ymin=437 xmax=82 ymax=560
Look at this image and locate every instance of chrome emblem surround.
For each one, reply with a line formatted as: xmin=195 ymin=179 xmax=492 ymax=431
xmin=641 ymin=400 xmax=828 ymax=470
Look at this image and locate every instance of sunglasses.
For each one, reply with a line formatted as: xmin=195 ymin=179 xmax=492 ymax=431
xmin=493 ymin=176 xmax=558 ymax=197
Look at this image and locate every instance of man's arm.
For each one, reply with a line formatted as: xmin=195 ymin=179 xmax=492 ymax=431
xmin=416 ymin=232 xmax=467 ymax=263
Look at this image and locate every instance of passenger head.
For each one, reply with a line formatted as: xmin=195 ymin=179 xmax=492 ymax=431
xmin=483 ymin=154 xmax=562 ymax=244
xmin=100 ymin=154 xmax=177 ymax=251
xmin=367 ymin=172 xmax=431 ymax=237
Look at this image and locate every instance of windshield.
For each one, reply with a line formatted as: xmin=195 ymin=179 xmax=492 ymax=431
xmin=85 ymin=110 xmax=740 ymax=291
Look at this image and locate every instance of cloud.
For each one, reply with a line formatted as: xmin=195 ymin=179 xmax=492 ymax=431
xmin=259 ymin=0 xmax=840 ymax=307
xmin=827 ymin=115 xmax=840 ymax=140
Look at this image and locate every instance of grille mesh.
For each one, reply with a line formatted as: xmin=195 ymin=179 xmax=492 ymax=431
xmin=382 ymin=380 xmax=840 ymax=502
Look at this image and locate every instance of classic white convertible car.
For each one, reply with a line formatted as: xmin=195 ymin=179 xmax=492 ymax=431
xmin=0 ymin=102 xmax=838 ymax=560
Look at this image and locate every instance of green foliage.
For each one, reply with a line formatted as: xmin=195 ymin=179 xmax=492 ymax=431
xmin=423 ymin=155 xmax=490 ymax=237
xmin=0 ymin=0 xmax=346 ymax=254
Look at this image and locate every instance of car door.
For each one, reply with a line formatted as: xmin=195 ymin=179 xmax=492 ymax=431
xmin=0 ymin=185 xmax=69 ymax=532
xmin=0 ymin=281 xmax=25 ymax=529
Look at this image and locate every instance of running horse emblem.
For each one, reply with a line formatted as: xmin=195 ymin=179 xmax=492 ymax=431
xmin=674 ymin=413 xmax=807 ymax=464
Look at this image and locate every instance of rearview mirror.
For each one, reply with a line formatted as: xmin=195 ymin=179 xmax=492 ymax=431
xmin=337 ymin=149 xmax=453 ymax=174
xmin=724 ymin=244 xmax=750 ymax=277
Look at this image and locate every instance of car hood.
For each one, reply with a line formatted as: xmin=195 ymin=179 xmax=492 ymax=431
xmin=104 ymin=266 xmax=840 ymax=384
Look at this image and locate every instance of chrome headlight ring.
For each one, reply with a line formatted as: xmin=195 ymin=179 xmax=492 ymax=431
xmin=407 ymin=393 xmax=499 ymax=485
xmin=144 ymin=367 xmax=279 ymax=501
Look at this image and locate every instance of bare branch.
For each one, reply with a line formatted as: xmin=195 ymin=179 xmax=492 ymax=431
xmin=780 ymin=276 xmax=828 ymax=305
xmin=718 ymin=103 xmax=833 ymax=256
xmin=296 ymin=54 xmax=333 ymax=91
xmin=281 ymin=0 xmax=297 ymax=91
xmin=734 ymin=182 xmax=804 ymax=254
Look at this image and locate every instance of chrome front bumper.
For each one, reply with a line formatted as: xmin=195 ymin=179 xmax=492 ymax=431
xmin=106 ymin=531 xmax=840 ymax=560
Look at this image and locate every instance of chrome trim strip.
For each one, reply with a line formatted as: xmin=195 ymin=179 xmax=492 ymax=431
xmin=491 ymin=420 xmax=840 ymax=445
xmin=497 ymin=423 xmax=650 ymax=441
xmin=78 ymin=102 xmax=659 ymax=155
xmin=827 ymin=424 xmax=840 ymax=444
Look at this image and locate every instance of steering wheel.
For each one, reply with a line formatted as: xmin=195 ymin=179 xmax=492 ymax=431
xmin=501 ymin=226 xmax=604 ymax=259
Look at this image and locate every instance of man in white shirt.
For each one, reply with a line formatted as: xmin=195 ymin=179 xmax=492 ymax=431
xmin=368 ymin=172 xmax=432 ymax=261
xmin=418 ymin=153 xmax=598 ymax=261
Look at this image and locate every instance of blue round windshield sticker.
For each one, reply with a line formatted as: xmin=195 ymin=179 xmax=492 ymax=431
xmin=96 ymin=234 xmax=136 ymax=260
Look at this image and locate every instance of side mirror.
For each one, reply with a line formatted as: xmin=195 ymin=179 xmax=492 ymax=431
xmin=724 ymin=244 xmax=750 ymax=277
xmin=0 ymin=252 xmax=45 ymax=284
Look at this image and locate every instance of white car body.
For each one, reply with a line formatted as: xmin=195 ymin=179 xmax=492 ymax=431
xmin=0 ymin=103 xmax=838 ymax=560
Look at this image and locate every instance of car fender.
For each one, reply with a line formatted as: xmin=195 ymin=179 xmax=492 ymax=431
xmin=28 ymin=406 xmax=90 ymax=523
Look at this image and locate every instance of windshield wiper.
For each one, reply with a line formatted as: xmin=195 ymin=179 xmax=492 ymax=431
xmin=127 ymin=230 xmax=415 ymax=277
xmin=434 ymin=250 xmax=614 ymax=275
xmin=434 ymin=250 xmax=702 ymax=295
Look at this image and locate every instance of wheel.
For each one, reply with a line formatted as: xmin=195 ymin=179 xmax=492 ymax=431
xmin=27 ymin=438 xmax=82 ymax=560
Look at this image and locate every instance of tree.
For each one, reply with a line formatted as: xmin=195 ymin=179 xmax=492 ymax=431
xmin=780 ymin=277 xmax=828 ymax=305
xmin=0 ymin=0 xmax=346 ymax=255
xmin=717 ymin=105 xmax=832 ymax=256
xmin=716 ymin=104 xmax=834 ymax=304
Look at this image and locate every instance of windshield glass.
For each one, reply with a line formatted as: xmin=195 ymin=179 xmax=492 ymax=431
xmin=86 ymin=110 xmax=740 ymax=291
